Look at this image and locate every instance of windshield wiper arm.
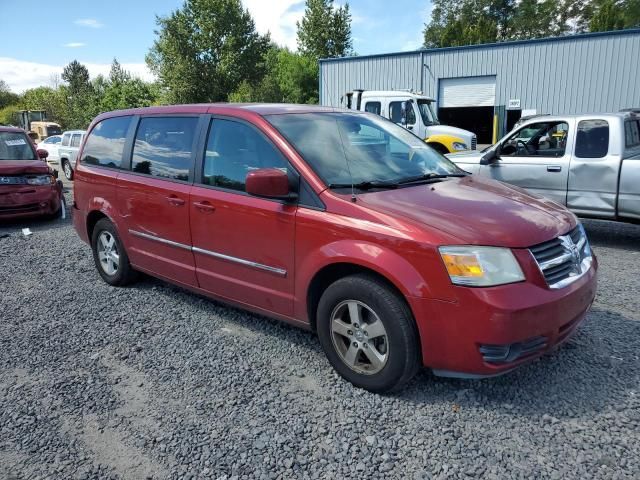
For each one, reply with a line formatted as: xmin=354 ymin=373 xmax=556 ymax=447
xmin=328 ymin=180 xmax=398 ymax=191
xmin=395 ymin=172 xmax=468 ymax=186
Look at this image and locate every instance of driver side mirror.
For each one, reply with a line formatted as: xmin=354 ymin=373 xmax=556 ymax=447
xmin=245 ymin=168 xmax=297 ymax=201
xmin=479 ymin=147 xmax=499 ymax=165
xmin=36 ymin=148 xmax=49 ymax=160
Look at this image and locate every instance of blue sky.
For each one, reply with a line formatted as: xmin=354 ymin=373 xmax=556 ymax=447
xmin=0 ymin=0 xmax=432 ymax=92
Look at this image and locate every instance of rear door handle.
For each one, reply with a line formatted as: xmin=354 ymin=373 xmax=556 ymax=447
xmin=166 ymin=195 xmax=185 ymax=206
xmin=193 ymin=201 xmax=216 ymax=213
xmin=547 ymin=165 xmax=562 ymax=172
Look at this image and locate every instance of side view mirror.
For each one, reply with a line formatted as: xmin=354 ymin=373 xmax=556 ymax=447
xmin=36 ymin=148 xmax=49 ymax=160
xmin=479 ymin=147 xmax=499 ymax=165
xmin=246 ymin=168 xmax=296 ymax=201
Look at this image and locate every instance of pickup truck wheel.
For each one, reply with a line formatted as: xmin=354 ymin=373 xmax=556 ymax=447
xmin=91 ymin=218 xmax=137 ymax=286
xmin=317 ymin=274 xmax=420 ymax=393
xmin=62 ymin=160 xmax=73 ymax=180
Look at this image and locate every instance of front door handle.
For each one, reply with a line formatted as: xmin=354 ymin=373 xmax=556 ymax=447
xmin=547 ymin=165 xmax=562 ymax=172
xmin=166 ymin=195 xmax=185 ymax=206
xmin=193 ymin=201 xmax=216 ymax=213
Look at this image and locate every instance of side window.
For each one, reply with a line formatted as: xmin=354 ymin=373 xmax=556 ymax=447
xmin=81 ymin=116 xmax=132 ymax=169
xmin=70 ymin=134 xmax=81 ymax=148
xmin=575 ymin=120 xmax=609 ymax=159
xmin=501 ymin=121 xmax=569 ymax=158
xmin=203 ymin=119 xmax=287 ymax=192
xmin=389 ymin=101 xmax=416 ymax=125
xmin=364 ymin=102 xmax=381 ymax=115
xmin=61 ymin=134 xmax=70 ymax=147
xmin=625 ymin=120 xmax=640 ymax=148
xmin=131 ymin=117 xmax=198 ymax=181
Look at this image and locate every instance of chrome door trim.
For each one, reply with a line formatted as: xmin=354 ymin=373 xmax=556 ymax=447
xmin=192 ymin=246 xmax=287 ymax=277
xmin=129 ymin=229 xmax=191 ymax=251
xmin=128 ymin=229 xmax=287 ymax=277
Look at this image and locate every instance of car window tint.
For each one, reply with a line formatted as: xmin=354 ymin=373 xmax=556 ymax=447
xmin=62 ymin=134 xmax=70 ymax=146
xmin=49 ymin=136 xmax=61 ymax=144
xmin=625 ymin=120 xmax=640 ymax=148
xmin=0 ymin=131 xmax=36 ymax=160
xmin=81 ymin=116 xmax=132 ymax=169
xmin=131 ymin=117 xmax=198 ymax=181
xmin=365 ymin=102 xmax=381 ymax=115
xmin=71 ymin=134 xmax=81 ymax=148
xmin=575 ymin=120 xmax=609 ymax=158
xmin=389 ymin=101 xmax=416 ymax=125
xmin=202 ymin=119 xmax=287 ymax=192
xmin=501 ymin=121 xmax=569 ymax=158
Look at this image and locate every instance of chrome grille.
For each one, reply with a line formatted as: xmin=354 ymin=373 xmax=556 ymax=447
xmin=471 ymin=136 xmax=477 ymax=150
xmin=529 ymin=224 xmax=593 ymax=289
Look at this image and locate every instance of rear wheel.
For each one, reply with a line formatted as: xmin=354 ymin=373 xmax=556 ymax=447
xmin=62 ymin=159 xmax=73 ymax=180
xmin=91 ymin=218 xmax=137 ymax=286
xmin=317 ymin=274 xmax=420 ymax=392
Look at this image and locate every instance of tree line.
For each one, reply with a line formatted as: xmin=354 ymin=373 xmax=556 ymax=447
xmin=1 ymin=0 xmax=638 ymax=130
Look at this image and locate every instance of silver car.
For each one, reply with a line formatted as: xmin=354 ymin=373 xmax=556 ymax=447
xmin=448 ymin=112 xmax=640 ymax=222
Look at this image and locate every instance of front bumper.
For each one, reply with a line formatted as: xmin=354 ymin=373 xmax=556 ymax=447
xmin=412 ymin=258 xmax=597 ymax=377
xmin=0 ymin=183 xmax=62 ymax=220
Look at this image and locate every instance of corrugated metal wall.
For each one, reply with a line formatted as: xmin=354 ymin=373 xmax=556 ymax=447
xmin=320 ymin=30 xmax=640 ymax=114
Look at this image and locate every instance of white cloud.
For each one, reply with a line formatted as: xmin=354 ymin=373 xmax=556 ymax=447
xmin=0 ymin=57 xmax=154 ymax=93
xmin=64 ymin=42 xmax=86 ymax=48
xmin=74 ymin=18 xmax=103 ymax=28
xmin=241 ymin=0 xmax=305 ymax=49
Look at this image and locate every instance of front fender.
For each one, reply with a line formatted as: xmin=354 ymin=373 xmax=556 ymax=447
xmin=425 ymin=134 xmax=466 ymax=153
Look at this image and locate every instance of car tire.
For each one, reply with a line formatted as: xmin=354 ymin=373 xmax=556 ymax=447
xmin=91 ymin=218 xmax=137 ymax=286
xmin=317 ymin=274 xmax=420 ymax=393
xmin=62 ymin=160 xmax=73 ymax=180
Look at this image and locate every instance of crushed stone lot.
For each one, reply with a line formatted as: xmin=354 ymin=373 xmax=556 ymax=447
xmin=1 ymin=192 xmax=639 ymax=479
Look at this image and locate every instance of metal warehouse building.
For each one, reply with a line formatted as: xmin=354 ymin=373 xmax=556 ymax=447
xmin=320 ymin=29 xmax=640 ymax=144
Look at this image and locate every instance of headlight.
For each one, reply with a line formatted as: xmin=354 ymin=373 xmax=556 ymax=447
xmin=26 ymin=175 xmax=54 ymax=185
xmin=452 ymin=142 xmax=467 ymax=151
xmin=439 ymin=246 xmax=525 ymax=287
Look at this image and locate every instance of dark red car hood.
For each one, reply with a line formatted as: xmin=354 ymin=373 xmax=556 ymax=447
xmin=0 ymin=160 xmax=49 ymax=175
xmin=356 ymin=175 xmax=576 ymax=248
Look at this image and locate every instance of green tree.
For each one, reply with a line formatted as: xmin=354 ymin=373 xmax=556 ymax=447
xmin=20 ymin=86 xmax=67 ymax=126
xmin=60 ymin=60 xmax=97 ymax=129
xmin=0 ymin=80 xmax=19 ymax=109
xmin=99 ymin=59 xmax=159 ymax=111
xmin=588 ymin=0 xmax=640 ymax=32
xmin=297 ymin=0 xmax=353 ymax=60
xmin=146 ymin=0 xmax=270 ymax=103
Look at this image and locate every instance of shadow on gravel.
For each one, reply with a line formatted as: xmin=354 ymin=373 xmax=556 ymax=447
xmin=582 ymin=218 xmax=640 ymax=251
xmin=398 ymin=306 xmax=640 ymax=417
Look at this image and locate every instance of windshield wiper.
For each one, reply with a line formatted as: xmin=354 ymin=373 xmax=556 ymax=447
xmin=395 ymin=172 xmax=468 ymax=186
xmin=328 ymin=180 xmax=399 ymax=191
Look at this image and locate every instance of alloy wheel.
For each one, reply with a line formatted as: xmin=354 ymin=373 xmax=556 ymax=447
xmin=330 ymin=300 xmax=389 ymax=375
xmin=97 ymin=231 xmax=119 ymax=276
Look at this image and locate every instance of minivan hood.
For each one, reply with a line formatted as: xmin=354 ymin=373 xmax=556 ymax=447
xmin=356 ymin=176 xmax=575 ymax=248
xmin=0 ymin=160 xmax=49 ymax=175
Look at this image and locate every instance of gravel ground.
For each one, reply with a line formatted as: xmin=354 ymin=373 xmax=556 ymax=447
xmin=1 ymin=188 xmax=639 ymax=480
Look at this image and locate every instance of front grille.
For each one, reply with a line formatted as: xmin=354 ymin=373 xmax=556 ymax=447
xmin=471 ymin=136 xmax=477 ymax=150
xmin=529 ymin=225 xmax=593 ymax=289
xmin=0 ymin=176 xmax=28 ymax=185
xmin=479 ymin=336 xmax=548 ymax=364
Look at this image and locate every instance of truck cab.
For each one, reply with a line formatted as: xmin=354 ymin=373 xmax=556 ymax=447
xmin=343 ymin=90 xmax=477 ymax=154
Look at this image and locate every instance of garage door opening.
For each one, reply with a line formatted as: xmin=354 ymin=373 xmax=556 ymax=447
xmin=438 ymin=76 xmax=496 ymax=144
xmin=438 ymin=107 xmax=494 ymax=144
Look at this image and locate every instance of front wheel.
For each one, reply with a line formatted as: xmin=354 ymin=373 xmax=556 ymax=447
xmin=317 ymin=274 xmax=420 ymax=393
xmin=62 ymin=160 xmax=73 ymax=180
xmin=91 ymin=218 xmax=137 ymax=286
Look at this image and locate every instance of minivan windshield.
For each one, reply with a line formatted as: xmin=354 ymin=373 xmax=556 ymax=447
xmin=417 ymin=100 xmax=439 ymax=125
xmin=0 ymin=131 xmax=36 ymax=161
xmin=267 ymin=112 xmax=463 ymax=189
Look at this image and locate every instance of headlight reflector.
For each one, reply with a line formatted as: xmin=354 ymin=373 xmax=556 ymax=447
xmin=26 ymin=175 xmax=54 ymax=185
xmin=452 ymin=142 xmax=467 ymax=151
xmin=439 ymin=246 xmax=525 ymax=286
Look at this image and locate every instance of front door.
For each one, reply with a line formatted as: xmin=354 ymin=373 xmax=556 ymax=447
xmin=117 ymin=115 xmax=200 ymax=287
xmin=189 ymin=117 xmax=296 ymax=317
xmin=480 ymin=119 xmax=572 ymax=205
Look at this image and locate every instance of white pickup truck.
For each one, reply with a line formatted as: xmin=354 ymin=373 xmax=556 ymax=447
xmin=342 ymin=90 xmax=477 ymax=154
xmin=448 ymin=112 xmax=640 ymax=222
xmin=58 ymin=130 xmax=86 ymax=180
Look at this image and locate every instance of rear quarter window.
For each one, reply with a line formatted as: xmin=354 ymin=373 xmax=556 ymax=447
xmin=625 ymin=120 xmax=640 ymax=148
xmin=575 ymin=119 xmax=609 ymax=158
xmin=81 ymin=116 xmax=132 ymax=169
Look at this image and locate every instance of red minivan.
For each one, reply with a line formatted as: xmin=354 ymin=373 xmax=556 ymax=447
xmin=73 ymin=104 xmax=597 ymax=392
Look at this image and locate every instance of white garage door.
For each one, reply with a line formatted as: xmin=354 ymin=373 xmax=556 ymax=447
xmin=439 ymin=76 xmax=496 ymax=108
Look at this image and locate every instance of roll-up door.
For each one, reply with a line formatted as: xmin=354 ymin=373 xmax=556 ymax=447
xmin=439 ymin=76 xmax=496 ymax=108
